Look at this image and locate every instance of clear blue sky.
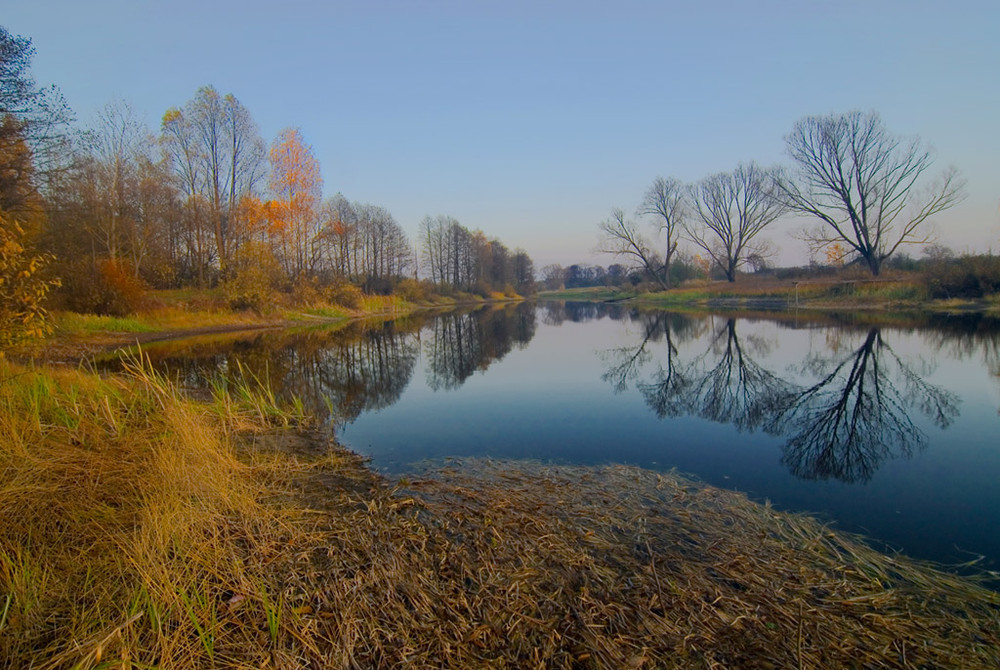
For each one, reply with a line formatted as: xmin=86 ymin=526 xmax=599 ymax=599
xmin=6 ymin=0 xmax=999 ymax=267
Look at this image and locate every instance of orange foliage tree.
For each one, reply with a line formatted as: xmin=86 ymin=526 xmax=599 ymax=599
xmin=266 ymin=128 xmax=323 ymax=280
xmin=824 ymin=242 xmax=846 ymax=267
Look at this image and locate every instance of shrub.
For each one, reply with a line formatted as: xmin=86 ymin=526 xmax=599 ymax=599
xmin=395 ymin=277 xmax=432 ymax=303
xmin=924 ymin=255 xmax=1000 ymax=299
xmin=222 ymin=242 xmax=282 ymax=313
xmin=59 ymin=258 xmax=148 ymax=317
xmin=290 ymin=275 xmax=325 ymax=308
xmin=0 ymin=217 xmax=58 ymax=347
xmin=329 ymin=281 xmax=364 ymax=310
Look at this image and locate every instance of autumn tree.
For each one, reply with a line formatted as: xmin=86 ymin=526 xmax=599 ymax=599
xmin=686 ymin=162 xmax=786 ymax=282
xmin=0 ymin=115 xmax=44 ymax=233
xmin=780 ymin=110 xmax=964 ymax=276
xmin=267 ymin=127 xmax=323 ymax=280
xmin=0 ymin=26 xmax=74 ymax=190
xmin=0 ymin=121 xmax=56 ymax=347
xmin=0 ymin=28 xmax=63 ymax=345
xmin=511 ymin=249 xmax=536 ymax=295
xmin=319 ymin=194 xmax=357 ymax=279
xmin=161 ymin=86 xmax=265 ymax=281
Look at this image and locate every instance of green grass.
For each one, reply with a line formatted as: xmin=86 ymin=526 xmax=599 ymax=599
xmin=537 ymin=287 xmax=636 ymax=300
xmin=301 ymin=305 xmax=352 ymax=319
xmin=543 ymin=278 xmax=939 ymax=310
xmin=54 ymin=312 xmax=159 ymax=335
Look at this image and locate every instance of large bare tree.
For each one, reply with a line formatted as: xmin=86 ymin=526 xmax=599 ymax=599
xmin=687 ymin=162 xmax=785 ymax=282
xmin=637 ymin=176 xmax=686 ymax=287
xmin=780 ymin=110 xmax=964 ymax=276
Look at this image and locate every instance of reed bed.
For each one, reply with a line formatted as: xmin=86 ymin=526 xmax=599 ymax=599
xmin=2 ymin=358 xmax=998 ymax=668
xmin=275 ymin=458 xmax=1000 ymax=669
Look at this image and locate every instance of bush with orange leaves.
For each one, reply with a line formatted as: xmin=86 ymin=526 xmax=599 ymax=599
xmin=58 ymin=257 xmax=149 ymax=317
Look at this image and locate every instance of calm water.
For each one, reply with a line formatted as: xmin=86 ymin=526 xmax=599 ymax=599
xmin=124 ymin=303 xmax=1000 ymax=571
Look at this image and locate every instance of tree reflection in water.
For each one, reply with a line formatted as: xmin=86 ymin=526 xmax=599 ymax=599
xmin=772 ymin=328 xmax=959 ymax=482
xmin=425 ymin=304 xmax=536 ymax=390
xmin=127 ymin=302 xmax=538 ymax=425
xmin=600 ymin=315 xmax=960 ymax=483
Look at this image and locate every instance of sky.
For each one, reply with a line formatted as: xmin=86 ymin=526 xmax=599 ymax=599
xmin=5 ymin=0 xmax=999 ymax=268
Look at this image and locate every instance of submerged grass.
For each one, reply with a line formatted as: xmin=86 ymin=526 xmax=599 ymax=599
xmin=1 ymin=358 xmax=998 ymax=667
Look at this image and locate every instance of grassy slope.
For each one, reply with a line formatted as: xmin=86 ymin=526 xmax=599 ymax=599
xmin=20 ymin=289 xmax=526 ymax=363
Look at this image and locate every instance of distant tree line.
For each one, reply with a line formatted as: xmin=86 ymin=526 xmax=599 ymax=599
xmin=540 ymin=256 xmax=707 ymax=291
xmin=419 ymin=214 xmax=535 ymax=297
xmin=0 ymin=25 xmax=536 ymax=333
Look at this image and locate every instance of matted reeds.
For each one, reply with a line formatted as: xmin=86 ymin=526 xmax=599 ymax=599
xmin=271 ymin=455 xmax=1000 ymax=669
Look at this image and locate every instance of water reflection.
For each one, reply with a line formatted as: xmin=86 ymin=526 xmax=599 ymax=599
xmin=126 ymin=303 xmax=537 ymax=425
xmin=114 ymin=302 xmax=1000 ymax=570
xmin=775 ymin=328 xmax=958 ymax=481
xmin=126 ymin=303 xmax=979 ymax=484
xmin=426 ymin=305 xmax=536 ymax=390
xmin=599 ymin=313 xmax=961 ymax=483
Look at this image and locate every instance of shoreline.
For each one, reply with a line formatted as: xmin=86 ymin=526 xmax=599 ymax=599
xmin=2 ymin=333 xmax=999 ymax=666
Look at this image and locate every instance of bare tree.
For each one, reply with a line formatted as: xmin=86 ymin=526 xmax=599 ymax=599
xmin=638 ymin=176 xmax=686 ymax=287
xmin=597 ymin=207 xmax=668 ymax=289
xmin=780 ymin=110 xmax=964 ymax=276
xmin=687 ymin=162 xmax=785 ymax=282
xmin=89 ymin=100 xmax=146 ymax=262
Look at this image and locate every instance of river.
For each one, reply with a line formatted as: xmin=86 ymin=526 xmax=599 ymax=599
xmin=121 ymin=301 xmax=1000 ymax=573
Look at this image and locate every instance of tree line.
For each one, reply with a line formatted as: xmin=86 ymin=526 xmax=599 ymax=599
xmin=599 ymin=111 xmax=965 ymax=284
xmin=0 ymin=25 xmax=535 ymax=342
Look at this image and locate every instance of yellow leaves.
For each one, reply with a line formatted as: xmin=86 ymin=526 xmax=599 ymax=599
xmin=161 ymin=107 xmax=183 ymax=126
xmin=268 ymin=128 xmax=322 ymax=207
xmin=693 ymin=254 xmax=712 ymax=275
xmin=825 ymin=242 xmax=846 ymax=267
xmin=0 ymin=212 xmax=58 ymax=348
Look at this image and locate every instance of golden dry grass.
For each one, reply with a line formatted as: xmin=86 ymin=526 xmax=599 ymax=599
xmin=1 ymin=359 xmax=998 ymax=668
xmin=275 ymin=458 xmax=1000 ymax=668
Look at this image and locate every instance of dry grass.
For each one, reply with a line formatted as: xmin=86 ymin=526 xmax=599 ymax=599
xmin=0 ymin=356 xmax=307 ymax=668
xmin=2 ymin=360 xmax=998 ymax=668
xmin=277 ymin=458 xmax=1000 ymax=669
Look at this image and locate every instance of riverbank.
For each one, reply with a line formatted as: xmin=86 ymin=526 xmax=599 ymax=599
xmin=1 ymin=358 xmax=998 ymax=668
xmin=539 ymin=277 xmax=1000 ymax=314
xmin=14 ymin=288 xmax=526 ymax=363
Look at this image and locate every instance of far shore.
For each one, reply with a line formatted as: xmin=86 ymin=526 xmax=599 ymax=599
xmin=17 ymin=278 xmax=998 ymax=365
xmin=538 ymin=276 xmax=1000 ymax=315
